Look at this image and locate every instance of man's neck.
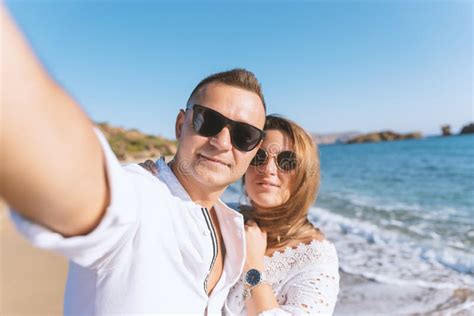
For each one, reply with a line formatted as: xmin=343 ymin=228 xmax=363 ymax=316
xmin=170 ymin=161 xmax=226 ymax=210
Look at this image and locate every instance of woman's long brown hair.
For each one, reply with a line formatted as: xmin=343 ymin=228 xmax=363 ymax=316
xmin=241 ymin=115 xmax=321 ymax=249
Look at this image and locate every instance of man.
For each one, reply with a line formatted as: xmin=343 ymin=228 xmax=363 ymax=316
xmin=1 ymin=6 xmax=266 ymax=314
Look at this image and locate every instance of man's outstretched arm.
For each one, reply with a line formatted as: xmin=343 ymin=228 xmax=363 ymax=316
xmin=0 ymin=5 xmax=109 ymax=236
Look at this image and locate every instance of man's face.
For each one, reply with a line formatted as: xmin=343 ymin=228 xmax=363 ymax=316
xmin=174 ymin=82 xmax=266 ymax=191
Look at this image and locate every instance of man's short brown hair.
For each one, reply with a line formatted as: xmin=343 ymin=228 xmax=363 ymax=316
xmin=187 ymin=68 xmax=266 ymax=112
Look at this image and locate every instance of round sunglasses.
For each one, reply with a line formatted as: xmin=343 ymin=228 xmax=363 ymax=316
xmin=250 ymin=148 xmax=297 ymax=172
xmin=187 ymin=104 xmax=265 ymax=152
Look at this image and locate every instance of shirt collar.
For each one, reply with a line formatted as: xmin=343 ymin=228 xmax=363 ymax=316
xmin=154 ymin=158 xmax=243 ymax=219
xmin=155 ymin=157 xmax=245 ymax=288
xmin=155 ymin=157 xmax=192 ymax=202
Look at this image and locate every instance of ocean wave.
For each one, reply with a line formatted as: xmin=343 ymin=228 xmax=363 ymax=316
xmin=340 ymin=266 xmax=463 ymax=290
xmin=322 ymin=191 xmax=460 ymax=217
xmin=318 ymin=191 xmax=474 ymax=248
xmin=420 ymin=248 xmax=474 ymax=275
xmin=309 ymin=206 xmax=474 ymax=289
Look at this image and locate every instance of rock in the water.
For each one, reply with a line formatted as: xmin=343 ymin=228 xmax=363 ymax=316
xmin=346 ymin=130 xmax=422 ymax=144
xmin=441 ymin=125 xmax=452 ymax=136
xmin=460 ymin=123 xmax=474 ymax=134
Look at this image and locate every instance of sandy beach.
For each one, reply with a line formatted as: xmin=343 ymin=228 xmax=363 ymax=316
xmin=335 ymin=271 xmax=474 ymax=315
xmin=1 ymin=200 xmax=67 ymax=316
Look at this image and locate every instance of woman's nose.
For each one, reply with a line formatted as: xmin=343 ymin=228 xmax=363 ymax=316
xmin=262 ymin=156 xmax=278 ymax=175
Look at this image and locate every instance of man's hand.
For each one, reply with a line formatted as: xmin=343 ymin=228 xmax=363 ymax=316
xmin=0 ymin=5 xmax=109 ymax=237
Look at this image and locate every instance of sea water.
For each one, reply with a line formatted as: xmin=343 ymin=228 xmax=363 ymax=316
xmin=222 ymin=134 xmax=474 ymax=312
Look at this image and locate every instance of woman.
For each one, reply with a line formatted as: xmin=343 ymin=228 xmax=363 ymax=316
xmin=224 ymin=115 xmax=339 ymax=315
xmin=140 ymin=115 xmax=339 ymax=315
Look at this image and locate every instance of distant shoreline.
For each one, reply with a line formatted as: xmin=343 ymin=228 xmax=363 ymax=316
xmin=319 ymin=133 xmax=474 ymax=146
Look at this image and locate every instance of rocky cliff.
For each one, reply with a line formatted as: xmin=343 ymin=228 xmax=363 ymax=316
xmin=346 ymin=130 xmax=423 ymax=144
xmin=96 ymin=122 xmax=177 ymax=162
xmin=460 ymin=123 xmax=474 ymax=134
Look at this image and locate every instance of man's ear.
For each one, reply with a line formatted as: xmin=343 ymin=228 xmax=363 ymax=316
xmin=175 ymin=109 xmax=186 ymax=139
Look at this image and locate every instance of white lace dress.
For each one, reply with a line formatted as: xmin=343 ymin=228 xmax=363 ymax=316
xmin=223 ymin=240 xmax=340 ymax=315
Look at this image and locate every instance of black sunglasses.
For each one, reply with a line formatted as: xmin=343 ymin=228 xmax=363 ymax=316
xmin=250 ymin=148 xmax=298 ymax=172
xmin=186 ymin=104 xmax=265 ymax=152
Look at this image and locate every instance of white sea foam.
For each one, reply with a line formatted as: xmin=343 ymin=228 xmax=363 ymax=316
xmin=309 ymin=206 xmax=474 ymax=289
xmin=446 ymin=300 xmax=474 ymax=315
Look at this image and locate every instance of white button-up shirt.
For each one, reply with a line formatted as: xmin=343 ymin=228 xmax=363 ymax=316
xmin=11 ymin=130 xmax=246 ymax=315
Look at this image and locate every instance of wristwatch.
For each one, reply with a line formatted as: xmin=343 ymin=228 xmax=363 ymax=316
xmin=243 ymin=268 xmax=267 ymax=300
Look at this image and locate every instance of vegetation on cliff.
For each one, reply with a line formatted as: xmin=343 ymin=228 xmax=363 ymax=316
xmin=95 ymin=122 xmax=177 ymax=162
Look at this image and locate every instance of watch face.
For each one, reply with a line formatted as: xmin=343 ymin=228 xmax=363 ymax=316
xmin=245 ymin=269 xmax=261 ymax=286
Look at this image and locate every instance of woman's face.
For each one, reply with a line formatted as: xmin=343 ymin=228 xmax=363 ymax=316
xmin=244 ymin=129 xmax=296 ymax=209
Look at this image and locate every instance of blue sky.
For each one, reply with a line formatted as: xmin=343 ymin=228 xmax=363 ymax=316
xmin=6 ymin=0 xmax=473 ymax=139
